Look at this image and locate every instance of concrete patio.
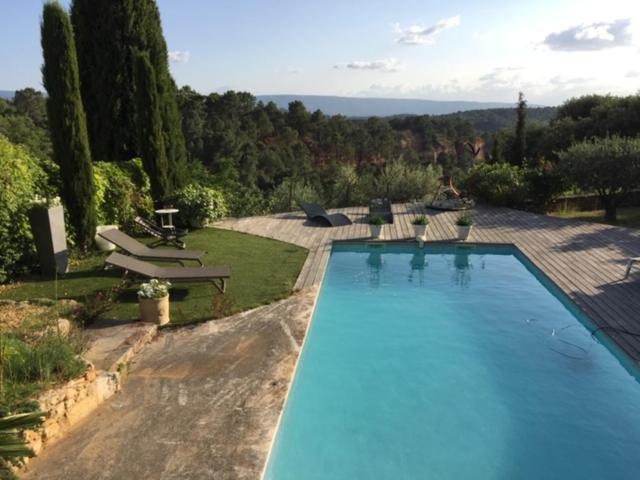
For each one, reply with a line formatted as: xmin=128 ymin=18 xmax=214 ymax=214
xmin=23 ymin=204 xmax=640 ymax=479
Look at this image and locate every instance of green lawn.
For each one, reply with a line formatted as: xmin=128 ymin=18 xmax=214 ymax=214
xmin=0 ymin=228 xmax=308 ymax=325
xmin=550 ymin=206 xmax=640 ymax=229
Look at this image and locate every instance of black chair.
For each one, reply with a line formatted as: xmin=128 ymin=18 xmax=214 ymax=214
xmin=369 ymin=198 xmax=393 ymax=224
xmin=134 ymin=216 xmax=188 ymax=249
xmin=298 ymin=202 xmax=352 ymax=227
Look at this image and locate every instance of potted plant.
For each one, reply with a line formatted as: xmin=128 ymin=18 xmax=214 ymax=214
xmin=95 ymin=225 xmax=119 ymax=251
xmin=456 ymin=212 xmax=473 ymax=241
xmin=411 ymin=215 xmax=429 ymax=240
xmin=137 ymin=279 xmax=171 ymax=325
xmin=368 ymin=215 xmax=385 ymax=239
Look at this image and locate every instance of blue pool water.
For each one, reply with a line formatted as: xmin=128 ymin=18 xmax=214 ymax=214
xmin=264 ymin=244 xmax=640 ymax=480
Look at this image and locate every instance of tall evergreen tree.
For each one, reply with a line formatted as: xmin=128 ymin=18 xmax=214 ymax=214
xmin=41 ymin=2 xmax=96 ymax=249
xmin=133 ymin=51 xmax=170 ymax=200
xmin=71 ymin=0 xmax=187 ymax=192
xmin=513 ymin=91 xmax=527 ymax=165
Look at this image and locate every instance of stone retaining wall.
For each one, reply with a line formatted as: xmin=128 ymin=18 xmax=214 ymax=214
xmin=23 ymin=362 xmax=121 ymax=459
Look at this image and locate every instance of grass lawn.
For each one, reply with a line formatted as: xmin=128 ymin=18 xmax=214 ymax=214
xmin=0 ymin=228 xmax=308 ymax=325
xmin=550 ymin=206 xmax=640 ymax=229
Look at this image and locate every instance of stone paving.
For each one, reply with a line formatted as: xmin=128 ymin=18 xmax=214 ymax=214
xmin=23 ymin=288 xmax=317 ymax=480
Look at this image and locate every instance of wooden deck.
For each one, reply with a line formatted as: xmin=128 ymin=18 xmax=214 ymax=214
xmin=216 ymin=204 xmax=640 ymax=363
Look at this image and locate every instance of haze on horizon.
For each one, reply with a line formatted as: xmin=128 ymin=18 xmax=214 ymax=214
xmin=2 ymin=0 xmax=639 ymax=106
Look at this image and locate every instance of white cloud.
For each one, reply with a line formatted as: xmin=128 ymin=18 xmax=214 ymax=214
xmin=394 ymin=15 xmax=461 ymax=45
xmin=168 ymin=50 xmax=191 ymax=63
xmin=334 ymin=58 xmax=403 ymax=73
xmin=542 ymin=19 xmax=632 ymax=51
xmin=626 ymin=70 xmax=640 ymax=78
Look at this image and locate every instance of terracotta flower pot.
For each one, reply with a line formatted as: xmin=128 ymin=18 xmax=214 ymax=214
xmin=139 ymin=295 xmax=170 ymax=325
xmin=457 ymin=225 xmax=472 ymax=241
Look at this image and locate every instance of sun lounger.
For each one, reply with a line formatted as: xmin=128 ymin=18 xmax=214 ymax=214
xmin=625 ymin=257 xmax=640 ymax=278
xmin=105 ymin=252 xmax=230 ymax=293
xmin=299 ymin=202 xmax=352 ymax=227
xmin=134 ymin=216 xmax=187 ymax=249
xmin=98 ymin=228 xmax=205 ymax=266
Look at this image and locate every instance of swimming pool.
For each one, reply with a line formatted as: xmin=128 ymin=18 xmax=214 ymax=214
xmin=264 ymin=243 xmax=640 ymax=480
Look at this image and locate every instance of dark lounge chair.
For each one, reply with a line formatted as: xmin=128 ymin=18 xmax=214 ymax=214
xmin=369 ymin=198 xmax=393 ymax=224
xmin=299 ymin=202 xmax=352 ymax=227
xmin=106 ymin=252 xmax=230 ymax=293
xmin=98 ymin=228 xmax=205 ymax=266
xmin=134 ymin=216 xmax=187 ymax=249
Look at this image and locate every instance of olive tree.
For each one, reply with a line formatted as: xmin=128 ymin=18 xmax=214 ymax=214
xmin=557 ymin=136 xmax=640 ymax=221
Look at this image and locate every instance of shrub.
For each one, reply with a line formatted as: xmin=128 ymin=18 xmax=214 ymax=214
xmin=557 ymin=136 xmax=640 ymax=221
xmin=0 ymin=135 xmax=53 ymax=283
xmin=171 ymin=184 xmax=228 ymax=228
xmin=225 ymin=185 xmax=268 ymax=217
xmin=368 ymin=215 xmax=386 ymax=225
xmin=1 ymin=331 xmax=86 ymax=413
xmin=411 ymin=215 xmax=429 ymax=225
xmin=523 ymin=161 xmax=565 ymax=213
xmin=269 ymin=179 xmax=323 ymax=213
xmin=363 ymin=161 xmax=442 ymax=203
xmin=93 ymin=158 xmax=154 ymax=229
xmin=456 ymin=212 xmax=473 ymax=226
xmin=463 ymin=163 xmax=527 ymax=207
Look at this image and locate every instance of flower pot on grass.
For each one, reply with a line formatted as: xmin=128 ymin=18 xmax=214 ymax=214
xmin=456 ymin=212 xmax=473 ymax=241
xmin=411 ymin=215 xmax=429 ymax=240
xmin=138 ymin=279 xmax=171 ymax=325
xmin=95 ymin=225 xmax=119 ymax=251
xmin=368 ymin=215 xmax=385 ymax=239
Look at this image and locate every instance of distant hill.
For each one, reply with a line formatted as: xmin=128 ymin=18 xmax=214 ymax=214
xmin=436 ymin=107 xmax=558 ymax=133
xmin=0 ymin=90 xmax=14 ymax=100
xmin=256 ymin=94 xmax=545 ymax=117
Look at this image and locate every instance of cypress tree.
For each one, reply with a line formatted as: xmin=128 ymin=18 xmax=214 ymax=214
xmin=133 ymin=51 xmax=170 ymax=200
xmin=41 ymin=2 xmax=96 ymax=250
xmin=71 ymin=0 xmax=187 ymax=193
xmin=514 ymin=91 xmax=527 ymax=165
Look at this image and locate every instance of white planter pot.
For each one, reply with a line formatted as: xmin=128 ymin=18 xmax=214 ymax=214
xmin=370 ymin=224 xmax=383 ymax=239
xmin=413 ymin=224 xmax=428 ymax=240
xmin=95 ymin=225 xmax=119 ymax=251
xmin=457 ymin=225 xmax=472 ymax=241
xmin=139 ymin=295 xmax=170 ymax=325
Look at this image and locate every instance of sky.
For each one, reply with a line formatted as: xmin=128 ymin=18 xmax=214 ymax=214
xmin=1 ymin=0 xmax=639 ymax=105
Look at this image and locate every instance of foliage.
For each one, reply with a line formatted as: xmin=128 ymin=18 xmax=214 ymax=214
xmin=133 ymin=51 xmax=170 ymax=200
xmin=411 ymin=215 xmax=429 ymax=225
xmin=137 ymin=279 xmax=171 ymax=299
xmin=268 ymin=179 xmax=323 ymax=213
xmin=171 ymin=184 xmax=228 ymax=228
xmin=523 ymin=161 xmax=565 ymax=213
xmin=437 ymin=107 xmax=557 ymax=133
xmin=556 ymin=136 xmax=640 ymax=221
xmin=463 ymin=163 xmax=527 ymax=207
xmin=359 ymin=161 xmax=443 ymax=204
xmin=456 ymin=212 xmax=473 ymax=226
xmin=71 ymin=278 xmax=129 ymax=325
xmin=71 ymin=0 xmax=187 ymax=189
xmin=368 ymin=215 xmax=386 ymax=226
xmin=0 ymin=411 xmax=45 ymax=477
xmin=93 ymin=159 xmax=154 ymax=229
xmin=0 ymin=97 xmax=52 ymax=164
xmin=513 ymin=92 xmax=527 ymax=165
xmin=41 ymin=2 xmax=96 ymax=250
xmin=0 ymin=136 xmax=52 ymax=282
xmin=225 ymin=185 xmax=268 ymax=217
